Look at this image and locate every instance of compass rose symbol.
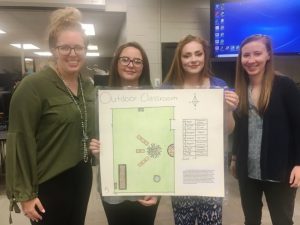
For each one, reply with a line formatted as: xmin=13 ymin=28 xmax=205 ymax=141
xmin=190 ymin=93 xmax=200 ymax=108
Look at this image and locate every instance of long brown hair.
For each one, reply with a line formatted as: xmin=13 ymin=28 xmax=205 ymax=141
xmin=109 ymin=42 xmax=151 ymax=87
xmin=163 ymin=34 xmax=212 ymax=86
xmin=235 ymin=34 xmax=275 ymax=115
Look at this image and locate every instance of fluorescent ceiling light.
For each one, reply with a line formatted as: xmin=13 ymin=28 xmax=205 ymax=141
xmin=25 ymin=58 xmax=34 ymax=62
xmin=10 ymin=43 xmax=21 ymax=48
xmin=10 ymin=43 xmax=39 ymax=50
xmin=81 ymin=23 xmax=95 ymax=36
xmin=34 ymin=52 xmax=52 ymax=56
xmin=23 ymin=44 xmax=39 ymax=50
xmin=0 ymin=29 xmax=6 ymax=34
xmin=86 ymin=52 xmax=100 ymax=57
xmin=88 ymin=45 xmax=98 ymax=50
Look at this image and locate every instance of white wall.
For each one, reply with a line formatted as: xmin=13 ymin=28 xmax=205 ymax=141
xmin=124 ymin=0 xmax=161 ymax=86
xmin=105 ymin=0 xmax=126 ymax=12
xmin=160 ymin=0 xmax=210 ymax=42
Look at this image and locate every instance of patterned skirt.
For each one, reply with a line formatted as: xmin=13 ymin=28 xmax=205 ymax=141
xmin=171 ymin=196 xmax=222 ymax=225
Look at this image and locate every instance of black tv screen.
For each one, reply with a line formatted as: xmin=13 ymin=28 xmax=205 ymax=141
xmin=211 ymin=0 xmax=300 ymax=58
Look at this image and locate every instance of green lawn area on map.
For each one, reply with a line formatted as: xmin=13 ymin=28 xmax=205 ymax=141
xmin=112 ymin=106 xmax=175 ymax=193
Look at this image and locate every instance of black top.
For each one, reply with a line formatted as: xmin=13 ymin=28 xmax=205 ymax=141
xmin=232 ymin=75 xmax=300 ymax=182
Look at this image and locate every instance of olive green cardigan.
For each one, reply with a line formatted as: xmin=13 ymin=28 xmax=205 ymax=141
xmin=6 ymin=66 xmax=96 ymax=203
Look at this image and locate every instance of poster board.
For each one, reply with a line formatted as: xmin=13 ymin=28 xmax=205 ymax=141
xmin=98 ymin=89 xmax=224 ymax=197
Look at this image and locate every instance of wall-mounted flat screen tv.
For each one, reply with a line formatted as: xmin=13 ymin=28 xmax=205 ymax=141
xmin=211 ymin=0 xmax=300 ymax=58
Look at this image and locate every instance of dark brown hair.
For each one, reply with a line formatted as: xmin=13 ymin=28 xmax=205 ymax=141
xmin=109 ymin=42 xmax=151 ymax=87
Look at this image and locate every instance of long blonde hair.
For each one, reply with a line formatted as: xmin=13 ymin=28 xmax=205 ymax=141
xmin=163 ymin=35 xmax=212 ymax=86
xmin=235 ymin=34 xmax=275 ymax=116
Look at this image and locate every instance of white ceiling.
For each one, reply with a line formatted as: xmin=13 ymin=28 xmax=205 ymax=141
xmin=0 ymin=7 xmax=126 ymax=57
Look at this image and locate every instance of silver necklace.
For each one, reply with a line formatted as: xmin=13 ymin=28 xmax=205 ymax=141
xmin=56 ymin=69 xmax=89 ymax=163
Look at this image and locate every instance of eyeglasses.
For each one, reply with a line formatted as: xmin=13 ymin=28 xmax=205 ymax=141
xmin=55 ymin=45 xmax=86 ymax=56
xmin=118 ymin=57 xmax=143 ymax=67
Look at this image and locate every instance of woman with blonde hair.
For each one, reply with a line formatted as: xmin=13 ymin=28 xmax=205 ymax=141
xmin=6 ymin=7 xmax=95 ymax=225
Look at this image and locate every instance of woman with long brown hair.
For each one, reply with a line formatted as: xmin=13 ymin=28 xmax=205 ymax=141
xmin=89 ymin=42 xmax=159 ymax=225
xmin=164 ymin=34 xmax=239 ymax=225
